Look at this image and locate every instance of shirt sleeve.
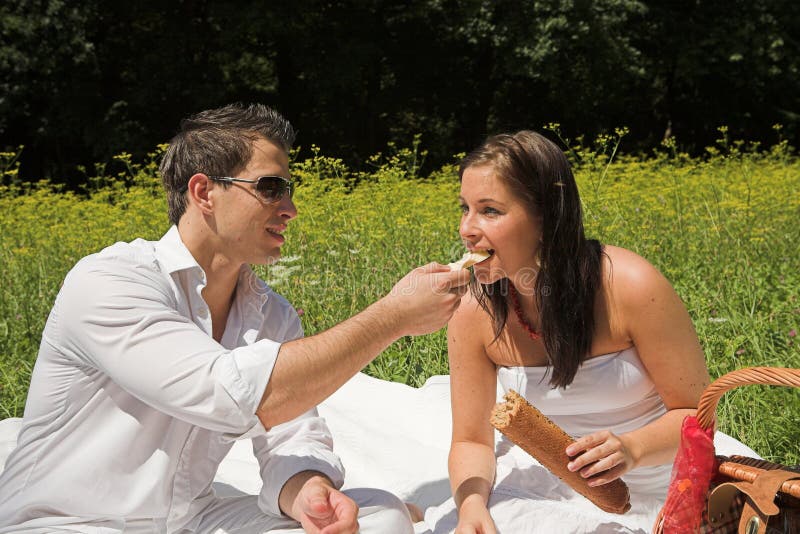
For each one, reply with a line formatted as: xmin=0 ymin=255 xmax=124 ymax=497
xmin=52 ymin=253 xmax=276 ymax=435
xmin=251 ymin=308 xmax=346 ymax=517
xmin=252 ymin=408 xmax=346 ymax=517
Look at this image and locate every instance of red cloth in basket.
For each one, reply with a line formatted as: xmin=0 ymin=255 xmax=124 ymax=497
xmin=658 ymin=415 xmax=718 ymax=533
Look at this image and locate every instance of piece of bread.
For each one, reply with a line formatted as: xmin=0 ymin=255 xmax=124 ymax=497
xmin=490 ymin=389 xmax=631 ymax=514
xmin=448 ymin=250 xmax=490 ymax=270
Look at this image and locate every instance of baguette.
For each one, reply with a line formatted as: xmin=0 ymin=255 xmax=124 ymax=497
xmin=490 ymin=389 xmax=631 ymax=514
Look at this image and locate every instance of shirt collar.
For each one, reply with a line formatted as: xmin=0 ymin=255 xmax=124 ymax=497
xmin=155 ymin=226 xmax=271 ymax=312
xmin=154 ymin=225 xmax=202 ymax=275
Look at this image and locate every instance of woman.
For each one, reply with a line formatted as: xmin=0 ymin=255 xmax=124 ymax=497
xmin=424 ymin=131 xmax=710 ymax=533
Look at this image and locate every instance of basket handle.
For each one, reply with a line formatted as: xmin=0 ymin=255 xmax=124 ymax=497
xmin=696 ymin=367 xmax=800 ymax=430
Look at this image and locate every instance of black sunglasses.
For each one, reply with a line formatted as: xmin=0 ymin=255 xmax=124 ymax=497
xmin=207 ymin=175 xmax=294 ymax=203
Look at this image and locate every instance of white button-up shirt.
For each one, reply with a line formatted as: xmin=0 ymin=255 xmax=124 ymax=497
xmin=0 ymin=227 xmax=344 ymax=533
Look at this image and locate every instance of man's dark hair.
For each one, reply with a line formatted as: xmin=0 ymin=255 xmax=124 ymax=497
xmin=159 ymin=103 xmax=296 ymax=225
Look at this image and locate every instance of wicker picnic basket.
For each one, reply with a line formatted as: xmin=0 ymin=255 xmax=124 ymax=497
xmin=654 ymin=367 xmax=800 ymax=534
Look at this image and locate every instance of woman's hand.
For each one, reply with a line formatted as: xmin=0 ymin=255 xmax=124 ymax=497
xmin=565 ymin=430 xmax=638 ymax=487
xmin=455 ymin=496 xmax=497 ymax=534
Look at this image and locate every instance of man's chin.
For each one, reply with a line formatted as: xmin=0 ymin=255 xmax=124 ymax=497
xmin=252 ymin=249 xmax=281 ymax=266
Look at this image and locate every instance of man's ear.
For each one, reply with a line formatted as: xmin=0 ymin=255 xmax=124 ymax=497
xmin=186 ymin=173 xmax=214 ymax=214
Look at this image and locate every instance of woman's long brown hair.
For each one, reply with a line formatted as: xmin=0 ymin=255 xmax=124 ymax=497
xmin=461 ymin=131 xmax=603 ymax=388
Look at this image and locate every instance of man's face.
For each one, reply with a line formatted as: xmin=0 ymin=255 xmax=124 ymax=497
xmin=211 ymin=137 xmax=297 ymax=266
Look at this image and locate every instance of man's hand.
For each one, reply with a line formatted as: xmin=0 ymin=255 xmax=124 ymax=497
xmin=385 ymin=263 xmax=471 ymax=337
xmin=281 ymin=472 xmax=359 ymax=534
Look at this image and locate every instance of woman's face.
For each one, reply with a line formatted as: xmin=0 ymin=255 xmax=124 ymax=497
xmin=459 ymin=164 xmax=542 ymax=288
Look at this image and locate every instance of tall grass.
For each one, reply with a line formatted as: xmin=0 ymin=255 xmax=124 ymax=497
xmin=0 ymin=133 xmax=798 ymax=464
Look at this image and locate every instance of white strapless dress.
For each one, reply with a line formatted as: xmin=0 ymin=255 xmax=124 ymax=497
xmin=422 ymin=347 xmax=671 ymax=533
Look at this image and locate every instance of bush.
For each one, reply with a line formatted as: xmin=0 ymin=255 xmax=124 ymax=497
xmin=1 ymin=134 xmax=798 ymax=464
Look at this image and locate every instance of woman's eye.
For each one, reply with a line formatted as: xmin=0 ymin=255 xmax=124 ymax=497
xmin=460 ymin=204 xmax=501 ymax=216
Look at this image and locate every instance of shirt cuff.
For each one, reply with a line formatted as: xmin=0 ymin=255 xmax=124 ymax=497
xmin=258 ymin=458 xmax=346 ymax=517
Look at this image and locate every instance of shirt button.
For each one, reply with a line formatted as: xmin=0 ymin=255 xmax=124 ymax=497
xmin=196 ymin=308 xmax=208 ymax=319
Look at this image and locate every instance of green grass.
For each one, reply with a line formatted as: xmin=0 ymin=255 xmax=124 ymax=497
xmin=1 ymin=136 xmax=798 ymax=465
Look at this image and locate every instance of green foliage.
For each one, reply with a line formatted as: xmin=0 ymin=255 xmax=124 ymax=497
xmin=0 ymin=138 xmax=798 ymax=466
xmin=0 ymin=146 xmax=22 ymax=185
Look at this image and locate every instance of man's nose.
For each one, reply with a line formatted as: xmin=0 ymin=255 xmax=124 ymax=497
xmin=277 ymin=194 xmax=298 ymax=220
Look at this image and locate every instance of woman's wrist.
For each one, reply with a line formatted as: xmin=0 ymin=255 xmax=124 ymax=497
xmin=619 ymin=432 xmax=643 ymax=470
xmin=457 ymin=493 xmax=495 ymax=531
xmin=453 ymin=475 xmax=493 ymax=509
xmin=458 ymin=492 xmax=489 ymax=516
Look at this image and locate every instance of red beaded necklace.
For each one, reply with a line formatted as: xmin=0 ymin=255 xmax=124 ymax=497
xmin=508 ymin=283 xmax=542 ymax=340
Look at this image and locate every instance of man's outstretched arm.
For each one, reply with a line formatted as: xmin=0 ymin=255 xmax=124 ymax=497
xmin=257 ymin=263 xmax=470 ymax=428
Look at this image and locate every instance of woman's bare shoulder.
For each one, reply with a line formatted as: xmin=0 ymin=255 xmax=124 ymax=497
xmin=598 ymin=244 xmax=686 ymax=335
xmin=601 ymin=245 xmax=672 ymax=296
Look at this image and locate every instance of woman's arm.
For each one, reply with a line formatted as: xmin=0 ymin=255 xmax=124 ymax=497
xmin=447 ymin=295 xmax=501 ymax=532
xmin=566 ymin=246 xmax=710 ymax=486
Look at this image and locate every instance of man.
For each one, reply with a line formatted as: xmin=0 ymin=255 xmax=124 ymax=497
xmin=0 ymin=103 xmax=470 ymax=533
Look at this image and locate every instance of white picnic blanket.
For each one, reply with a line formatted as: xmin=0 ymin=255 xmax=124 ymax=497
xmin=0 ymin=372 xmax=759 ymax=532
